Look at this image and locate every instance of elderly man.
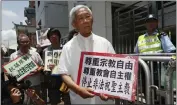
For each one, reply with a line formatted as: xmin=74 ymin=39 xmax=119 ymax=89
xmin=57 ymin=5 xmax=115 ymax=104
xmin=9 ymin=34 xmax=44 ymax=104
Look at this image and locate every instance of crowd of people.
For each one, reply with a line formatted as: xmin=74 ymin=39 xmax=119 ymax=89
xmin=1 ymin=4 xmax=176 ymax=105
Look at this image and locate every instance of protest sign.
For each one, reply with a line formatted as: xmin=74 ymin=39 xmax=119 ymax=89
xmin=44 ymin=50 xmax=62 ymax=74
xmin=3 ymin=54 xmax=38 ymax=81
xmin=44 ymin=51 xmax=53 ymax=71
xmin=36 ymin=29 xmax=51 ymax=47
xmin=77 ymin=52 xmax=138 ymax=101
xmin=53 ymin=50 xmax=61 ymax=65
xmin=52 ymin=50 xmax=62 ymax=74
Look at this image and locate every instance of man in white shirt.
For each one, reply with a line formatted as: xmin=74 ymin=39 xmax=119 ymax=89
xmin=57 ymin=5 xmax=116 ymax=104
xmin=9 ymin=34 xmax=44 ymax=104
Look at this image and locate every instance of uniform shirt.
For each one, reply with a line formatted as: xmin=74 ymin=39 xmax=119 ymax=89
xmin=134 ymin=30 xmax=176 ymax=53
xmin=10 ymin=50 xmax=44 ymax=86
xmin=57 ymin=32 xmax=115 ymax=104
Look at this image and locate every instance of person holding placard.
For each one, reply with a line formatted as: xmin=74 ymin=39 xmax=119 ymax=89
xmin=57 ymin=5 xmax=116 ymax=104
xmin=43 ymin=28 xmax=64 ymax=105
xmin=9 ymin=34 xmax=44 ymax=104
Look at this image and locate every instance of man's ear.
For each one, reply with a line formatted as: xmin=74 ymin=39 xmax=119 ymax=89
xmin=72 ymin=21 xmax=76 ymax=29
xmin=91 ymin=16 xmax=93 ymax=24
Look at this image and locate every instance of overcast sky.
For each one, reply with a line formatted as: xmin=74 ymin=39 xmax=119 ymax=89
xmin=2 ymin=1 xmax=28 ymax=47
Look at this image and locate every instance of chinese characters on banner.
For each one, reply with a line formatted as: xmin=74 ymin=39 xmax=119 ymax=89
xmin=52 ymin=50 xmax=62 ymax=74
xmin=77 ymin=52 xmax=138 ymax=101
xmin=3 ymin=54 xmax=38 ymax=81
xmin=44 ymin=50 xmax=62 ymax=74
xmin=53 ymin=50 xmax=61 ymax=65
xmin=44 ymin=51 xmax=53 ymax=71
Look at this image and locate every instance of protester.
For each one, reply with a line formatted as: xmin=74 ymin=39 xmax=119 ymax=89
xmin=43 ymin=28 xmax=63 ymax=105
xmin=57 ymin=5 xmax=115 ymax=104
xmin=9 ymin=34 xmax=44 ymax=104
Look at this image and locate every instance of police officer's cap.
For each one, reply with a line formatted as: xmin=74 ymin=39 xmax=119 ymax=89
xmin=145 ymin=14 xmax=158 ymax=22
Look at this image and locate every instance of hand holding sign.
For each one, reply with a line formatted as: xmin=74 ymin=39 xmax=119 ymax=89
xmin=3 ymin=54 xmax=38 ymax=81
xmin=99 ymin=93 xmax=118 ymax=101
xmin=77 ymin=52 xmax=138 ymax=101
xmin=49 ymin=64 xmax=55 ymax=71
xmin=44 ymin=50 xmax=61 ymax=72
xmin=77 ymin=87 xmax=95 ymax=99
xmin=99 ymin=93 xmax=108 ymax=101
xmin=29 ymin=66 xmax=44 ymax=76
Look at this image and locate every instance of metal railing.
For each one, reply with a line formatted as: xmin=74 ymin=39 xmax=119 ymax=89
xmin=116 ymin=53 xmax=176 ymax=105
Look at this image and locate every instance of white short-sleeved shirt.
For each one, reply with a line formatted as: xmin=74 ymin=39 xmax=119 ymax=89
xmin=58 ymin=32 xmax=115 ymax=104
xmin=10 ymin=50 xmax=44 ymax=86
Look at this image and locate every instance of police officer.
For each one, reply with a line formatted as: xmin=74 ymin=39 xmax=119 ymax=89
xmin=134 ymin=14 xmax=176 ymax=54
xmin=134 ymin=14 xmax=176 ymax=102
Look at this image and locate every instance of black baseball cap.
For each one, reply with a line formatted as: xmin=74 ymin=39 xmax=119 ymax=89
xmin=145 ymin=14 xmax=158 ymax=22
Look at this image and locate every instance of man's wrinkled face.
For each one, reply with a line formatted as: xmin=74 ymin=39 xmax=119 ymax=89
xmin=73 ymin=8 xmax=93 ymax=35
xmin=146 ymin=19 xmax=158 ymax=31
xmin=19 ymin=36 xmax=30 ymax=50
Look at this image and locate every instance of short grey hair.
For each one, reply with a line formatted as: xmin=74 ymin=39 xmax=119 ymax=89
xmin=69 ymin=5 xmax=92 ymax=24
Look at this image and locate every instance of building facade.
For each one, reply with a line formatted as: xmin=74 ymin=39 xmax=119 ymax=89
xmin=35 ymin=1 xmax=176 ymax=52
xmin=112 ymin=1 xmax=176 ymax=53
xmin=35 ymin=1 xmax=69 ymax=37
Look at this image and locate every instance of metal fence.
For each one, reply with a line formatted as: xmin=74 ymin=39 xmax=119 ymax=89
xmin=116 ymin=53 xmax=176 ymax=105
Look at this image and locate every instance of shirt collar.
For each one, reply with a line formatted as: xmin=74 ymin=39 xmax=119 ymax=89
xmin=144 ymin=29 xmax=158 ymax=36
xmin=17 ymin=49 xmax=30 ymax=55
xmin=49 ymin=45 xmax=62 ymax=50
xmin=78 ymin=32 xmax=94 ymax=41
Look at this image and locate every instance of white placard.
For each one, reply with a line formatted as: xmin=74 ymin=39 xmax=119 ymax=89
xmin=52 ymin=50 xmax=62 ymax=74
xmin=44 ymin=50 xmax=62 ymax=74
xmin=77 ymin=52 xmax=138 ymax=101
xmin=44 ymin=51 xmax=53 ymax=71
xmin=3 ymin=54 xmax=38 ymax=81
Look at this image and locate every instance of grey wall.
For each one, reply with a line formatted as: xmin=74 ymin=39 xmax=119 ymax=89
xmin=36 ymin=1 xmax=69 ymax=37
xmin=158 ymin=4 xmax=176 ymax=28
